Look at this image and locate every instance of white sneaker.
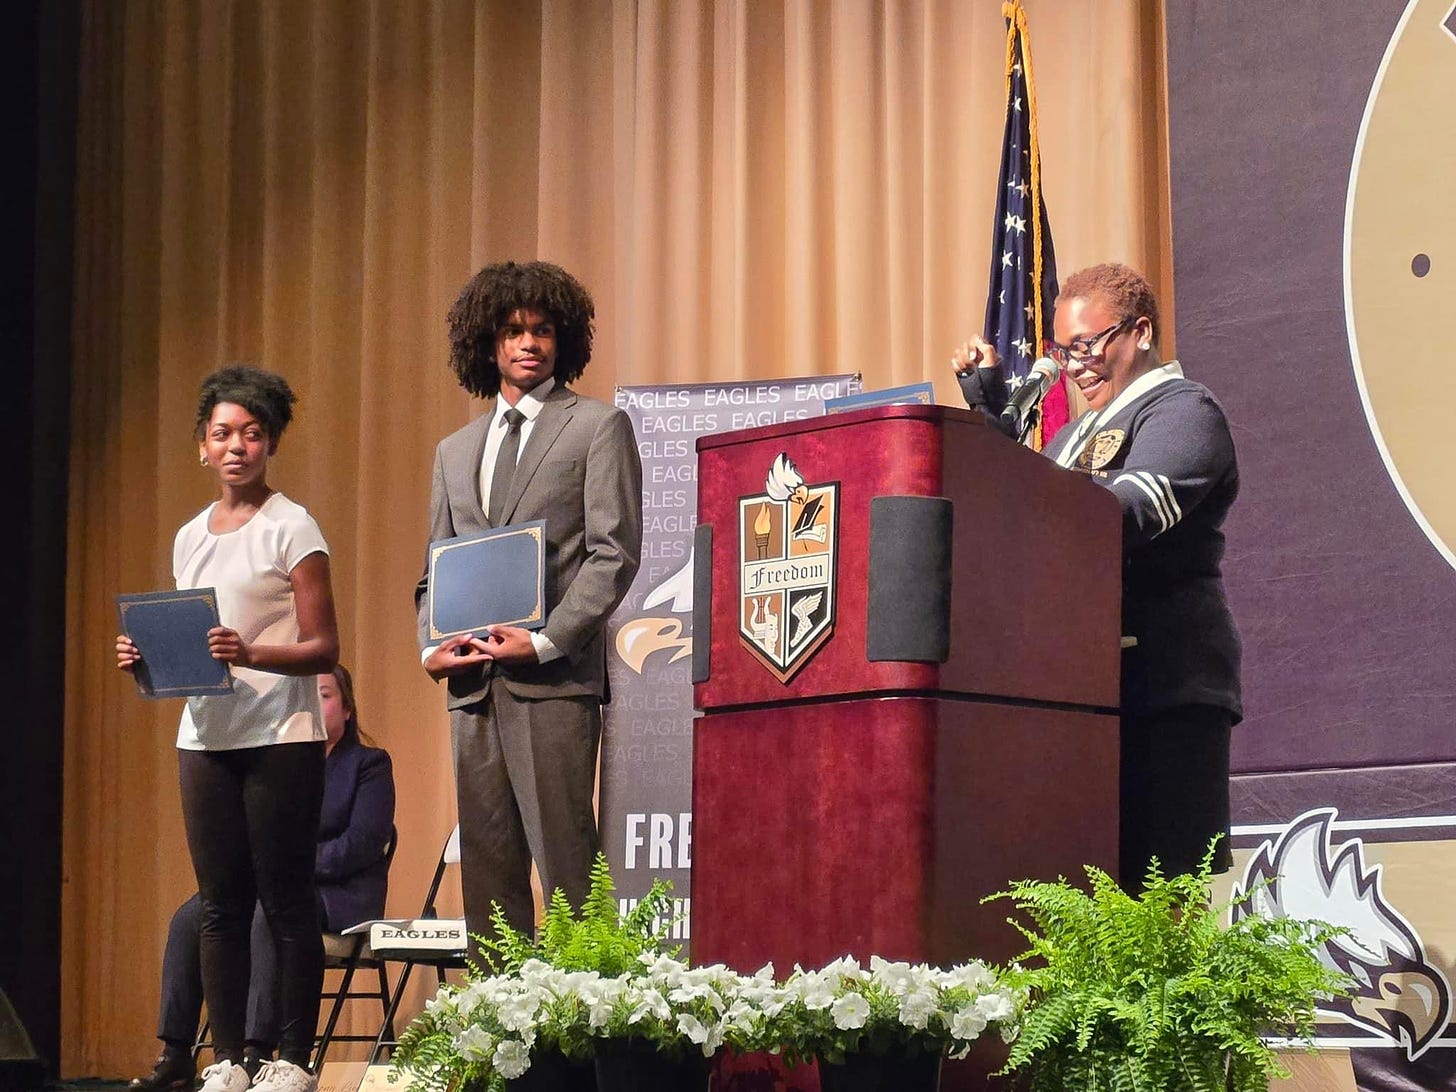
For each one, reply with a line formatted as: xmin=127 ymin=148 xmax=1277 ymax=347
xmin=199 ymin=1060 xmax=252 ymax=1092
xmin=250 ymin=1059 xmax=318 ymax=1092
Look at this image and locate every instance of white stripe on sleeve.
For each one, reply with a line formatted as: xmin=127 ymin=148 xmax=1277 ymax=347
xmin=1114 ymin=472 xmax=1170 ymax=533
xmin=1156 ymin=472 xmax=1183 ymax=524
xmin=1135 ymin=471 xmax=1176 ymax=530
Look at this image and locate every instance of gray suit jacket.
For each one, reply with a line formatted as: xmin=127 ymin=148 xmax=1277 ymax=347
xmin=415 ymin=384 xmax=643 ymax=710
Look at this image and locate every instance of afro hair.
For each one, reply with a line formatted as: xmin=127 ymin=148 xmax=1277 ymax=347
xmin=194 ymin=364 xmax=297 ymax=442
xmin=446 ymin=261 xmax=595 ymax=398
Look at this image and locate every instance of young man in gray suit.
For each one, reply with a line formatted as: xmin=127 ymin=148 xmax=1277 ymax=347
xmin=416 ymin=261 xmax=643 ymax=946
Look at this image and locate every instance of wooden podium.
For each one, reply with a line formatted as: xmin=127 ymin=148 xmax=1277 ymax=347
xmin=690 ymin=404 xmax=1122 ymax=972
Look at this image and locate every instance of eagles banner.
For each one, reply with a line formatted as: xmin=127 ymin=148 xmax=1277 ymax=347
xmin=1168 ymin=2 xmax=1456 ymax=1087
xmin=603 ymin=376 xmax=859 ymax=948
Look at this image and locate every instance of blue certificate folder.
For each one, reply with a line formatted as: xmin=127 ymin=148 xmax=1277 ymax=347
xmin=116 ymin=588 xmax=234 ymax=699
xmin=823 ymin=381 xmax=936 ymax=415
xmin=427 ymin=520 xmax=548 ymax=641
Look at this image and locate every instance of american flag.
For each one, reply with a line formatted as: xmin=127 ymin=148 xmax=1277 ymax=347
xmin=982 ymin=0 xmax=1067 ymax=447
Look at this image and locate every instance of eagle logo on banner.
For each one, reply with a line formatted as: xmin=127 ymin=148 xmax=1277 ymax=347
xmin=1232 ymin=808 xmax=1452 ymax=1059
xmin=615 ymin=552 xmax=695 ymax=673
xmin=737 ymin=453 xmax=838 ymax=683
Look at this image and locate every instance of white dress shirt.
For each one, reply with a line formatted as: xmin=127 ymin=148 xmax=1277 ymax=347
xmin=478 ymin=377 xmax=554 ymax=510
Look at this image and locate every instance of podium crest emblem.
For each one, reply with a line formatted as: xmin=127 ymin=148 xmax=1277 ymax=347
xmin=737 ymin=453 xmax=839 ymax=682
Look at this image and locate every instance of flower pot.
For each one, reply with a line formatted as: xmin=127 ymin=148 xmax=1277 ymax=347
xmin=505 ymin=1049 xmax=597 ymax=1091
xmin=592 ymin=1038 xmax=713 ymax=1092
xmin=816 ymin=1048 xmax=942 ymax=1092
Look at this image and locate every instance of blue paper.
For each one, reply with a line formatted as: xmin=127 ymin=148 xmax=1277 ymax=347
xmin=117 ymin=588 xmax=234 ymax=698
xmin=823 ymin=382 xmax=936 ymax=415
xmin=427 ymin=520 xmax=548 ymax=640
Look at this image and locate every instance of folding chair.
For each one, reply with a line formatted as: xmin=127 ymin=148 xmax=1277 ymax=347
xmin=365 ymin=825 xmax=469 ymax=1064
xmin=311 ymin=826 xmax=399 ymax=1069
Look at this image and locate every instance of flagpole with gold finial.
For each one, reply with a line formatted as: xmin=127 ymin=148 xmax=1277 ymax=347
xmin=1001 ymin=1 xmax=1051 ymax=448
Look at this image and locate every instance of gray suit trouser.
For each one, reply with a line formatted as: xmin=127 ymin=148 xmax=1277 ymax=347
xmin=450 ymin=680 xmax=601 ymax=954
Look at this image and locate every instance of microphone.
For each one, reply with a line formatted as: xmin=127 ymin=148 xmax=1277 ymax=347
xmin=999 ymin=356 xmax=1062 ymax=441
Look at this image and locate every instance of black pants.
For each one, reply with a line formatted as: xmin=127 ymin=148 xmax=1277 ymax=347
xmin=178 ymin=742 xmax=325 ymax=1066
xmin=1120 ymin=704 xmax=1234 ymax=889
xmin=157 ymin=892 xmax=329 ymax=1053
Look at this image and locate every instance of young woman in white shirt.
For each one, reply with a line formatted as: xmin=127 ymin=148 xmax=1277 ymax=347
xmin=117 ymin=365 xmax=338 ymax=1092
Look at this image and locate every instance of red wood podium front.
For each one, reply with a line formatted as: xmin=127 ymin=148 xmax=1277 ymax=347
xmin=691 ymin=405 xmax=1121 ymax=971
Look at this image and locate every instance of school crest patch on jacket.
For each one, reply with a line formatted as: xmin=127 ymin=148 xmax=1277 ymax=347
xmin=1076 ymin=428 xmax=1127 ymax=470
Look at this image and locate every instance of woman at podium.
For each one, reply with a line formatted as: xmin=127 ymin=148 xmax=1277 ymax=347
xmin=952 ymin=262 xmax=1241 ymax=888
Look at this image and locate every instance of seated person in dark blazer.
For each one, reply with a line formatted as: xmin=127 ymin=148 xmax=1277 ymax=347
xmin=131 ymin=665 xmax=395 ymax=1091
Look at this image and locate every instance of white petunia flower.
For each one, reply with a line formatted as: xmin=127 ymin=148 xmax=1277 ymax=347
xmin=452 ymin=1025 xmax=494 ymax=1061
xmin=950 ymin=961 xmax=998 ymax=991
xmin=668 ymin=983 xmax=712 ymax=1004
xmin=628 ymin=987 xmax=671 ymax=1024
xmin=423 ymin=985 xmax=456 ymax=1019
xmin=831 ymin=993 xmax=870 ymax=1030
xmin=587 ymin=998 xmax=615 ymax=1029
xmin=493 ymin=1038 xmax=530 ymax=1080
xmin=454 ymin=981 xmax=491 ymax=1020
xmin=560 ymin=970 xmax=599 ymax=996
xmin=898 ymin=987 xmax=937 ymax=1030
xmin=703 ymin=1021 xmax=726 ymax=1056
xmin=950 ymin=1005 xmax=988 ymax=1041
xmin=974 ymin=991 xmax=1016 ymax=1022
xmin=497 ymin=995 xmax=540 ymax=1033
xmin=723 ymin=999 xmax=759 ymax=1028
xmin=796 ymin=976 xmax=836 ymax=1011
xmin=517 ymin=958 xmax=553 ymax=982
xmin=639 ymin=953 xmax=683 ymax=978
xmin=821 ymin=955 xmax=863 ymax=986
xmin=869 ymin=956 xmax=914 ymax=994
xmin=676 ymin=1013 xmax=710 ymax=1044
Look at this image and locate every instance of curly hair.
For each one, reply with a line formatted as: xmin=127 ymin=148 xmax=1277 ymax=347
xmin=194 ymin=364 xmax=297 ymax=442
xmin=446 ymin=261 xmax=595 ymax=398
xmin=1060 ymin=263 xmax=1162 ymax=345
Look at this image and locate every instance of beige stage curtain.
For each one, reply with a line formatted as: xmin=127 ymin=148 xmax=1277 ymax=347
xmin=63 ymin=0 xmax=1170 ymax=1075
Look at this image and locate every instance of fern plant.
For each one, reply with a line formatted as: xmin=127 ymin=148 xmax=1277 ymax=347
xmin=477 ymin=853 xmax=680 ymax=1065
xmin=478 ymin=852 xmax=679 ymax=978
xmin=986 ymin=843 xmax=1352 ymax=1092
xmin=392 ymin=857 xmax=682 ymax=1088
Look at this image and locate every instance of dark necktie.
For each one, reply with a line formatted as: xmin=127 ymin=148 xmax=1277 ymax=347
xmin=488 ymin=408 xmax=526 ymax=526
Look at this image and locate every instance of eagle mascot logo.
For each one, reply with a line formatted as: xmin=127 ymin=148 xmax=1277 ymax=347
xmin=615 ymin=551 xmax=695 ymax=674
xmin=1231 ymin=808 xmax=1451 ymax=1059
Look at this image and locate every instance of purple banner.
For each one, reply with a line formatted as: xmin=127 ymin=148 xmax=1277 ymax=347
xmin=603 ymin=376 xmax=859 ymax=948
xmin=1168 ymin=2 xmax=1456 ymax=1086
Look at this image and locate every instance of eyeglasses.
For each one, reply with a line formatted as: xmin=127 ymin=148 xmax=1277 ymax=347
xmin=1048 ymin=319 xmax=1131 ymax=366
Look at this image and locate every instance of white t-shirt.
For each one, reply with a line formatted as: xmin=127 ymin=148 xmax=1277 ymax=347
xmin=173 ymin=492 xmax=330 ymax=751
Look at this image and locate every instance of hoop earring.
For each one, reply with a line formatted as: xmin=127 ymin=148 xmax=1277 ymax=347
xmin=199 ymin=455 xmax=208 ymax=467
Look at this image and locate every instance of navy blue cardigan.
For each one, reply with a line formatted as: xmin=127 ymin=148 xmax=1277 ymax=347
xmin=960 ymin=364 xmax=1242 ymax=722
xmin=316 ymin=735 xmax=395 ymax=930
